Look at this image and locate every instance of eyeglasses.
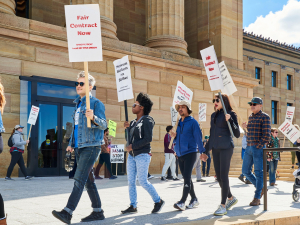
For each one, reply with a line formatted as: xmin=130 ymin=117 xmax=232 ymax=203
xmin=212 ymin=99 xmax=220 ymax=103
xmin=132 ymin=103 xmax=141 ymax=108
xmin=75 ymin=82 xmax=85 ymax=87
xmin=249 ymin=103 xmax=257 ymax=106
xmin=274 ymin=132 xmax=278 ymax=133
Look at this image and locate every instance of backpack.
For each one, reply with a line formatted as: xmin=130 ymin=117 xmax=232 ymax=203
xmin=8 ymin=135 xmax=14 ymax=147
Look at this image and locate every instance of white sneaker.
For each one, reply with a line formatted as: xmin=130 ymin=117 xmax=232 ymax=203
xmin=186 ymin=198 xmax=199 ymax=209
xmin=174 ymin=202 xmax=185 ymax=211
xmin=214 ymin=205 xmax=227 ymax=216
xmin=148 ymin=175 xmax=154 ymax=179
xmin=226 ymin=196 xmax=238 ymax=210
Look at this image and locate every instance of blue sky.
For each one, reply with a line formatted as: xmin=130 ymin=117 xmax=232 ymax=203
xmin=243 ymin=0 xmax=300 ymax=47
xmin=243 ymin=0 xmax=289 ymax=28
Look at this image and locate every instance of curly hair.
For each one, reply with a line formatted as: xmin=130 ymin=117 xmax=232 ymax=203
xmin=0 ymin=78 xmax=6 ymax=114
xmin=136 ymin=92 xmax=153 ymax=115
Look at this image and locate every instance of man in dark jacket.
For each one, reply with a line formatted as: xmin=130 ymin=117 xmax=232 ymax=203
xmin=170 ymin=100 xmax=207 ymax=211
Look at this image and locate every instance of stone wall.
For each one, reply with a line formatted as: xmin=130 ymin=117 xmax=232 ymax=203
xmin=243 ymin=36 xmax=300 ymax=141
xmin=0 ymin=12 xmax=257 ymax=177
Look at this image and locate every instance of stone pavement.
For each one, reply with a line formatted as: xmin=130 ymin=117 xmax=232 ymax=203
xmin=2 ymin=175 xmax=300 ymax=225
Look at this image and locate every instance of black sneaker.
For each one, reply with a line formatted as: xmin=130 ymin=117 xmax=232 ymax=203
xmin=238 ymin=175 xmax=245 ymax=183
xmin=161 ymin=176 xmax=166 ymax=181
xmin=52 ymin=210 xmax=72 ymax=224
xmin=152 ymin=199 xmax=165 ymax=213
xmin=81 ymin=210 xmax=105 ymax=222
xmin=25 ymin=176 xmax=33 ymax=180
xmin=5 ymin=177 xmax=14 ymax=181
xmin=173 ymin=177 xmax=180 ymax=181
xmin=121 ymin=205 xmax=137 ymax=214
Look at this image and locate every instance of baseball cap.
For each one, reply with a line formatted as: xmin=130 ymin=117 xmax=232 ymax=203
xmin=175 ymin=100 xmax=192 ymax=113
xmin=248 ymin=97 xmax=263 ymax=105
xmin=14 ymin=125 xmax=24 ymax=129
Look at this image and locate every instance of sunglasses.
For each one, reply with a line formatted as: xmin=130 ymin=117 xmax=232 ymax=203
xmin=249 ymin=103 xmax=257 ymax=106
xmin=132 ymin=103 xmax=141 ymax=108
xmin=212 ymin=99 xmax=220 ymax=103
xmin=274 ymin=132 xmax=278 ymax=133
xmin=75 ymin=82 xmax=85 ymax=87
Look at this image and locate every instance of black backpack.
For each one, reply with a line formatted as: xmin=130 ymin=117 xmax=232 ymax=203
xmin=8 ymin=135 xmax=14 ymax=147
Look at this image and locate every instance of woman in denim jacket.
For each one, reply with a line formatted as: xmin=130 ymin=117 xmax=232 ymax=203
xmin=0 ymin=79 xmax=7 ymax=224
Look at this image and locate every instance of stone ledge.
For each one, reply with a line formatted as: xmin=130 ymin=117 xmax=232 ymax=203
xmin=172 ymin=209 xmax=300 ymax=225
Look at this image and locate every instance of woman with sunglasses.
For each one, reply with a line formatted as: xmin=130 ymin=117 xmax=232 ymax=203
xmin=121 ymin=93 xmax=164 ymax=214
xmin=266 ymin=128 xmax=280 ymax=186
xmin=206 ymin=94 xmax=240 ymax=216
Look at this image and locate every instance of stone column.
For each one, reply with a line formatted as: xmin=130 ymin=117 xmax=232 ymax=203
xmin=72 ymin=0 xmax=118 ymax=39
xmin=146 ymin=0 xmax=188 ymax=56
xmin=0 ymin=0 xmax=16 ymax=15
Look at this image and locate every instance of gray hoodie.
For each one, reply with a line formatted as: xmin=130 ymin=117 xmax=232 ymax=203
xmin=12 ymin=130 xmax=27 ymax=150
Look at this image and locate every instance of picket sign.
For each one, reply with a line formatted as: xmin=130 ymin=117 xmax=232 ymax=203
xmin=200 ymin=47 xmax=234 ymax=137
xmin=65 ymin=4 xmax=103 ymax=128
xmin=278 ymin=120 xmax=300 ymax=144
xmin=282 ymin=106 xmax=296 ymax=146
xmin=170 ymin=107 xmax=178 ymax=127
xmin=27 ymin=106 xmax=40 ymax=144
xmin=169 ymin=81 xmax=193 ymax=149
xmin=113 ymin=55 xmax=134 ymax=145
xmin=110 ymin=144 xmax=125 ymax=176
xmin=198 ymin=103 xmax=206 ymax=122
xmin=108 ymin=120 xmax=117 ymax=137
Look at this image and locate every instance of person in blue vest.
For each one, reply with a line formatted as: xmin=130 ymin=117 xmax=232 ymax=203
xmin=52 ymin=71 xmax=107 ymax=224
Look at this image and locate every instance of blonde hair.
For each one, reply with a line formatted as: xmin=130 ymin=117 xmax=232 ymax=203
xmin=77 ymin=71 xmax=96 ymax=87
xmin=0 ymin=79 xmax=6 ymax=114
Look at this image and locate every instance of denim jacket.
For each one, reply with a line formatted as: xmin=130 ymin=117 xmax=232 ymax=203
xmin=0 ymin=112 xmax=4 ymax=133
xmin=68 ymin=95 xmax=107 ymax=149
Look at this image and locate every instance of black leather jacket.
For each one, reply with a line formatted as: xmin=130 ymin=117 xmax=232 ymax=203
xmin=206 ymin=109 xmax=240 ymax=152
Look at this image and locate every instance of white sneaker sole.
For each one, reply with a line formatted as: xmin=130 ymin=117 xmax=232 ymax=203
xmin=174 ymin=204 xmax=185 ymax=211
xmin=186 ymin=202 xmax=199 ymax=209
xmin=214 ymin=211 xmax=227 ymax=216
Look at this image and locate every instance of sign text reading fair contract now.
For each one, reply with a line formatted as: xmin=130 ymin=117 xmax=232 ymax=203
xmin=65 ymin=4 xmax=103 ymax=62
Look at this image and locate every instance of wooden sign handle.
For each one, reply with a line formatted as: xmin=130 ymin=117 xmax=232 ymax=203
xmin=169 ymin=113 xmax=180 ymax=149
xmin=84 ymin=61 xmax=91 ymax=128
xmin=27 ymin=124 xmax=32 ymax=146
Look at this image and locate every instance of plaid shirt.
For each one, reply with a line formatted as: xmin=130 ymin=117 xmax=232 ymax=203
xmin=247 ymin=110 xmax=271 ymax=149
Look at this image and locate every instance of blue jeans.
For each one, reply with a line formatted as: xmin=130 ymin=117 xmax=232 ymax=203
xmin=242 ymin=146 xmax=264 ymax=199
xmin=202 ymin=152 xmax=211 ymax=175
xmin=127 ymin=154 xmax=160 ymax=208
xmin=240 ymin=148 xmax=251 ymax=181
xmin=269 ymin=160 xmax=278 ymax=185
xmin=65 ymin=146 xmax=101 ymax=214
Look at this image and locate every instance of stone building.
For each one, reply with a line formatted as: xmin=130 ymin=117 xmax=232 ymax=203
xmin=1 ymin=0 xmax=297 ymax=178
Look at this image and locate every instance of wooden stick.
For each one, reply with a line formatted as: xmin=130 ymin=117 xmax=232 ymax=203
xmin=283 ymin=136 xmax=286 ymax=147
xmin=84 ymin=61 xmax=91 ymax=128
xmin=169 ymin=113 xmax=180 ymax=149
xmin=27 ymin=124 xmax=32 ymax=146
xmin=229 ymin=95 xmax=248 ymax=132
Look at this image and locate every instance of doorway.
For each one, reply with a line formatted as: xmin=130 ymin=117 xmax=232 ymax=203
xmin=20 ymin=76 xmax=96 ymax=176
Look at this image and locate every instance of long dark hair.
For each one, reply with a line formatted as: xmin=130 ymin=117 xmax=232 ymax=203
xmin=214 ymin=93 xmax=233 ymax=112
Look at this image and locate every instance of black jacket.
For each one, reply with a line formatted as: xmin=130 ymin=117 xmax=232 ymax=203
xmin=206 ymin=109 xmax=240 ymax=152
xmin=128 ymin=115 xmax=155 ymax=157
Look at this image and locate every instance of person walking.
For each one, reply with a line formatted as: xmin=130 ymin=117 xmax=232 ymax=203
xmin=0 ymin=79 xmax=7 ymax=225
xmin=202 ymin=136 xmax=211 ymax=177
xmin=121 ymin=93 xmax=164 ymax=214
xmin=266 ymin=128 xmax=280 ymax=186
xmin=170 ymin=100 xmax=207 ymax=211
xmin=52 ymin=71 xmax=107 ymax=224
xmin=242 ymin=97 xmax=271 ymax=206
xmin=94 ymin=128 xmax=117 ymax=179
xmin=193 ymin=151 xmax=206 ymax=182
xmin=238 ymin=133 xmax=252 ymax=184
xmin=5 ymin=125 xmax=32 ymax=181
xmin=161 ymin=125 xmax=179 ymax=181
xmin=205 ymin=94 xmax=240 ymax=216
